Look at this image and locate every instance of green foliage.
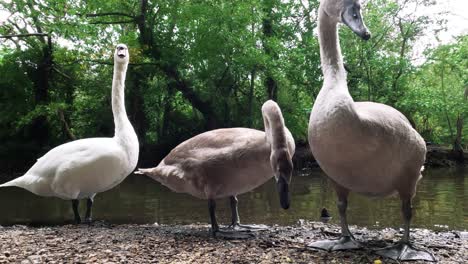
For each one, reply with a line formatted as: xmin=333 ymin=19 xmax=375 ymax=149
xmin=0 ymin=0 xmax=466 ymax=169
xmin=398 ymin=35 xmax=468 ymax=144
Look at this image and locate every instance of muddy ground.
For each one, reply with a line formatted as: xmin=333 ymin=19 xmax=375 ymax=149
xmin=0 ymin=221 xmax=466 ymax=263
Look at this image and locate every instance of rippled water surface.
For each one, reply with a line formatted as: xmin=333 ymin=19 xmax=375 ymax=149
xmin=0 ymin=167 xmax=466 ymax=230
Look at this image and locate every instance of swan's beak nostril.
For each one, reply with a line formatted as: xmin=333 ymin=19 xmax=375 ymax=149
xmin=362 ymin=31 xmax=371 ymax=40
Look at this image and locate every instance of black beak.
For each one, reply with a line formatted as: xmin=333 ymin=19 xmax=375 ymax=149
xmin=360 ymin=30 xmax=371 ymax=41
xmin=277 ymin=176 xmax=290 ymax=209
xmin=341 ymin=3 xmax=371 ymax=41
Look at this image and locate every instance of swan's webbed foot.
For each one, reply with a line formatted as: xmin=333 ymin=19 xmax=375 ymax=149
xmin=307 ymin=236 xmax=362 ymax=251
xmin=375 ymin=242 xmax=436 ymax=262
xmin=226 ymin=223 xmax=269 ymax=232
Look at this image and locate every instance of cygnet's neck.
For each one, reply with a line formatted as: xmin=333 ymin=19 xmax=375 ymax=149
xmin=318 ymin=7 xmax=347 ymax=85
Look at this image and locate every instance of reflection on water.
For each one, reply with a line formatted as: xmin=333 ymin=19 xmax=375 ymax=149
xmin=0 ymin=167 xmax=466 ymax=230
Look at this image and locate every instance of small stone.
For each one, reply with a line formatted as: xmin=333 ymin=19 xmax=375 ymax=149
xmin=4 ymin=252 xmax=10 ymax=257
xmin=458 ymin=231 xmax=468 ymax=240
xmin=26 ymin=255 xmax=42 ymax=264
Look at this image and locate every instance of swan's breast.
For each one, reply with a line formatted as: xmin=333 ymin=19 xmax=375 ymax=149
xmin=309 ymin=98 xmax=426 ymax=196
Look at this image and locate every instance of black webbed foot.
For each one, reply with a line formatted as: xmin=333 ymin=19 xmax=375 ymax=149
xmin=307 ymin=236 xmax=362 ymax=251
xmin=226 ymin=223 xmax=269 ymax=232
xmin=375 ymin=242 xmax=436 ymax=262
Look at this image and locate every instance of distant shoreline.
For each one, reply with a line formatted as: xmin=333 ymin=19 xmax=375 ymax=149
xmin=292 ymin=142 xmax=468 ymax=169
xmin=0 ymin=143 xmax=466 ymax=178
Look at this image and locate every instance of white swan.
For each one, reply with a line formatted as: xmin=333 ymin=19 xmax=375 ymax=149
xmin=0 ymin=44 xmax=139 ymax=224
xmin=136 ymin=100 xmax=295 ymax=237
xmin=307 ymin=0 xmax=435 ymax=261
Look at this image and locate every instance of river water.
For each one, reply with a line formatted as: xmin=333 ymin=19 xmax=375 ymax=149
xmin=0 ymin=167 xmax=466 ymax=230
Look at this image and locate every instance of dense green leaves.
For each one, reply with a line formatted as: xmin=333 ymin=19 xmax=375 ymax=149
xmin=0 ymin=0 xmax=466 ymax=169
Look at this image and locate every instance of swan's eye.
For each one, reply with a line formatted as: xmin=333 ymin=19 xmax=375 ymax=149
xmin=353 ymin=13 xmax=358 ymax=19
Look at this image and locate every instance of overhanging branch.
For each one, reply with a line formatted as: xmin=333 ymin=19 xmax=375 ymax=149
xmin=85 ymin=12 xmax=135 ymax=18
xmin=89 ymin=20 xmax=136 ymax=25
xmin=63 ymin=59 xmax=159 ymax=66
xmin=0 ymin=33 xmax=48 ymax=38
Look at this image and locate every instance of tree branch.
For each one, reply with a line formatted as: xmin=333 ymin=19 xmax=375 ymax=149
xmin=58 ymin=109 xmax=76 ymax=141
xmin=0 ymin=33 xmax=48 ymax=38
xmin=89 ymin=20 xmax=136 ymax=25
xmin=63 ymin=59 xmax=159 ymax=66
xmin=85 ymin=12 xmax=135 ymax=18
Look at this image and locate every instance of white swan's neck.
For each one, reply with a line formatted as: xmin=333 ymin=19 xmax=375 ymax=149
xmin=112 ymin=62 xmax=139 ymax=163
xmin=318 ymin=7 xmax=347 ymax=86
xmin=112 ymin=63 xmax=131 ymax=138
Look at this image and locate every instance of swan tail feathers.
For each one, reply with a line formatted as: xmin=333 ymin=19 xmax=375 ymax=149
xmin=0 ymin=176 xmax=27 ymax=188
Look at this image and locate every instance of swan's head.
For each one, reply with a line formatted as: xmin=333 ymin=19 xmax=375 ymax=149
xmin=322 ymin=0 xmax=371 ymax=40
xmin=341 ymin=0 xmax=371 ymax=40
xmin=272 ymin=150 xmax=293 ymax=210
xmin=114 ymin=44 xmax=129 ymax=64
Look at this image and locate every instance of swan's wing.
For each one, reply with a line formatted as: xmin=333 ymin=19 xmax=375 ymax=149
xmin=355 ymin=101 xmax=426 ymax=161
xmin=26 ymin=138 xmax=126 ymax=197
xmin=356 ymin=102 xmax=411 ymax=126
xmin=27 ymin=138 xmax=119 ymax=176
xmin=163 ymin=128 xmax=267 ymax=168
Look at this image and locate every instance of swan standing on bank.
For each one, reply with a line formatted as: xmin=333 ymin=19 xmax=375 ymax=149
xmin=307 ymin=0 xmax=434 ymax=261
xmin=136 ymin=100 xmax=294 ymax=238
xmin=0 ymin=44 xmax=139 ymax=224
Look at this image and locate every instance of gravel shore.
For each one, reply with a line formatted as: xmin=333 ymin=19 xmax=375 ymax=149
xmin=0 ymin=221 xmax=466 ymax=263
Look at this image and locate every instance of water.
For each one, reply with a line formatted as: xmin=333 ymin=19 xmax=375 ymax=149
xmin=0 ymin=167 xmax=466 ymax=230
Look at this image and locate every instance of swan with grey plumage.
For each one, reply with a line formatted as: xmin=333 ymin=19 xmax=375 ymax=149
xmin=136 ymin=100 xmax=294 ymax=238
xmin=307 ymin=0 xmax=435 ymax=261
xmin=0 ymin=44 xmax=139 ymax=224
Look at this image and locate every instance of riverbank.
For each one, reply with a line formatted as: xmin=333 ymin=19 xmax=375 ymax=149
xmin=0 ymin=221 xmax=465 ymax=263
xmin=1 ymin=142 xmax=466 ymax=177
xmin=291 ymin=142 xmax=468 ymax=169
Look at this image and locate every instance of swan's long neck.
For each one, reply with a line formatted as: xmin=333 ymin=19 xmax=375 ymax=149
xmin=262 ymin=102 xmax=290 ymax=152
xmin=318 ymin=7 xmax=347 ymax=86
xmin=112 ymin=62 xmax=138 ymax=161
xmin=112 ymin=63 xmax=131 ymax=137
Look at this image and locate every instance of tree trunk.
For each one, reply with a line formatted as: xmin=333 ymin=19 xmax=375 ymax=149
xmin=161 ymin=85 xmax=174 ymax=139
xmin=30 ymin=36 xmax=53 ymax=148
xmin=135 ymin=0 xmax=219 ymax=129
xmin=247 ymin=69 xmax=256 ymax=127
xmin=58 ymin=109 xmax=76 ymax=141
xmin=262 ymin=0 xmax=278 ymax=101
xmin=451 ymin=114 xmax=464 ymax=163
xmin=128 ymin=68 xmax=148 ymax=145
